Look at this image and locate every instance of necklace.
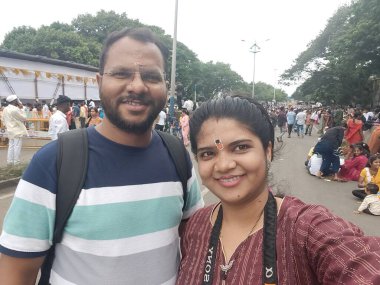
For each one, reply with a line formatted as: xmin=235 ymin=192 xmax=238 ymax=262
xmin=202 ymin=192 xmax=278 ymax=285
xmin=219 ymin=209 xmax=264 ymax=281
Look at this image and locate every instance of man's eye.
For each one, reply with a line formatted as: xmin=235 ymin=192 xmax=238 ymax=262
xmin=112 ymin=71 xmax=134 ymax=79
xmin=142 ymin=72 xmax=163 ymax=83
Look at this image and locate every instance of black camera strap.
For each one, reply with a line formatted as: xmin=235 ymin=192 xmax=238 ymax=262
xmin=202 ymin=192 xmax=277 ymax=285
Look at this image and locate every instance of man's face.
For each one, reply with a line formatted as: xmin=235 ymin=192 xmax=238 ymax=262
xmin=97 ymin=37 xmax=167 ymax=134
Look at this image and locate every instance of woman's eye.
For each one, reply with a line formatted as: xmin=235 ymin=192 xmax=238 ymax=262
xmin=235 ymin=144 xmax=249 ymax=151
xmin=198 ymin=151 xmax=214 ymax=159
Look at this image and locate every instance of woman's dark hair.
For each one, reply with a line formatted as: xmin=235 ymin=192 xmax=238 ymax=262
xmin=189 ymin=93 xmax=274 ymax=160
xmin=99 ymin=27 xmax=169 ymax=74
xmin=354 ymin=143 xmax=370 ymax=158
xmin=90 ymin=107 xmax=99 ymax=113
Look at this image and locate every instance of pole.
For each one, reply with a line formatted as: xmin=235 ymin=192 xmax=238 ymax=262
xmin=252 ymin=51 xmax=256 ymax=98
xmin=169 ymin=0 xmax=178 ymax=118
xmin=250 ymin=42 xmax=260 ymax=98
xmin=194 ymin=84 xmax=197 ymax=104
xmin=273 ymin=68 xmax=277 ymax=102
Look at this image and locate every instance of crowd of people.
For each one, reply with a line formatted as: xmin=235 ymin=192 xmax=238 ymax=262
xmin=268 ymin=104 xmax=380 ymax=216
xmin=0 ymin=95 xmax=103 ymax=165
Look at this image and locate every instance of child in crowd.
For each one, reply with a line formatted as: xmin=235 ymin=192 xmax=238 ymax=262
xmin=354 ymin=183 xmax=380 ymax=215
xmin=336 ymin=143 xmax=369 ymax=181
xmin=352 ymin=153 xmax=380 ymax=199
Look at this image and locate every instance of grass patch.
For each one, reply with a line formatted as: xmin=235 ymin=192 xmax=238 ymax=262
xmin=0 ymin=163 xmax=28 ymax=181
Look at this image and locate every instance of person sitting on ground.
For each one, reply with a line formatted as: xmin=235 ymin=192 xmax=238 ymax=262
xmin=352 ymin=153 xmax=380 ymax=200
xmin=336 ymin=143 xmax=369 ymax=182
xmin=85 ymin=107 xmax=102 ymax=127
xmin=354 ymin=183 xmax=380 ymax=216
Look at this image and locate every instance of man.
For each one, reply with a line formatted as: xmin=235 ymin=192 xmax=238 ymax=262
xmin=41 ymin=100 xmax=50 ymax=119
xmin=286 ymin=107 xmax=296 ymax=138
xmin=276 ymin=106 xmax=287 ymax=142
xmin=88 ymin=99 xmax=96 ymax=109
xmin=182 ymin=98 xmax=194 ymax=114
xmin=79 ymin=101 xmax=87 ymax=128
xmin=295 ymin=109 xmax=306 ymax=138
xmin=155 ymin=108 xmax=166 ymax=131
xmin=71 ymin=102 xmax=80 ymax=129
xmin=48 ymin=95 xmax=71 ymax=140
xmin=1 ymin=94 xmax=28 ymax=165
xmin=0 ymin=27 xmax=203 ymax=284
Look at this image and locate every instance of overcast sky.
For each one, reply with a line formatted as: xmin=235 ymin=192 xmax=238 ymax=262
xmin=0 ymin=0 xmax=351 ymax=95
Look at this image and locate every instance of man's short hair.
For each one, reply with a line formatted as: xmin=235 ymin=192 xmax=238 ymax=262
xmin=57 ymin=95 xmax=71 ymax=105
xmin=366 ymin=183 xmax=379 ymax=195
xmin=99 ymin=27 xmax=169 ymax=74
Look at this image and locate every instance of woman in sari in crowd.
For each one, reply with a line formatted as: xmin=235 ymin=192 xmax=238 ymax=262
xmin=345 ymin=111 xmax=364 ymax=145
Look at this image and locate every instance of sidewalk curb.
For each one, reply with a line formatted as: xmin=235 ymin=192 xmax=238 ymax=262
xmin=0 ymin=177 xmax=20 ymax=191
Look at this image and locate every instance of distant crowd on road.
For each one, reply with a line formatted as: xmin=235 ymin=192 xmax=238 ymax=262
xmin=267 ymin=104 xmax=380 ymax=216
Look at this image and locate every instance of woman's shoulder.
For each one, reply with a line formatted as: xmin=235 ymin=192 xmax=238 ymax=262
xmin=280 ymin=196 xmax=363 ymax=235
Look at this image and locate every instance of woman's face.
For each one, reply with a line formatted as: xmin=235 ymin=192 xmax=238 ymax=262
xmin=371 ymin=159 xmax=380 ymax=170
xmin=195 ymin=118 xmax=271 ymax=206
xmin=91 ymin=109 xmax=97 ymax=117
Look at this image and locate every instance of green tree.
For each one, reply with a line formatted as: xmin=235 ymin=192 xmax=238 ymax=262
xmin=281 ymin=0 xmax=380 ymax=105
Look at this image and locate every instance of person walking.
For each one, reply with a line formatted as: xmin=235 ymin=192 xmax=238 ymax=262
xmin=286 ymin=107 xmax=296 ymax=138
xmin=1 ymin=94 xmax=28 ymax=165
xmin=48 ymin=95 xmax=71 ymax=140
xmin=0 ymin=27 xmax=203 ymax=284
xmin=79 ymin=101 xmax=87 ymax=128
xmin=295 ymin=109 xmax=306 ymax=138
xmin=276 ymin=106 xmax=287 ymax=142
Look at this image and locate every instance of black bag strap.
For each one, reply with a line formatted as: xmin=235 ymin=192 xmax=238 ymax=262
xmin=39 ymin=128 xmax=88 ymax=285
xmin=157 ymin=130 xmax=190 ymax=210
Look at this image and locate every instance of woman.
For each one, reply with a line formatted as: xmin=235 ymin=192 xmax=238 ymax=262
xmin=313 ymin=125 xmax=346 ymax=180
xmin=336 ymin=143 xmax=369 ymax=181
xmin=367 ymin=122 xmax=380 ymax=155
xmin=345 ymin=111 xmax=364 ymax=145
xmin=180 ymin=109 xmax=190 ymax=146
xmin=352 ymin=153 xmax=380 ymax=200
xmin=176 ymin=94 xmax=380 ymax=285
xmin=86 ymin=107 xmax=102 ymax=127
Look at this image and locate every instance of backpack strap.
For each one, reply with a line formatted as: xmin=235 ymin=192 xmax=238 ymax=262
xmin=38 ymin=128 xmax=88 ymax=285
xmin=157 ymin=130 xmax=191 ymax=210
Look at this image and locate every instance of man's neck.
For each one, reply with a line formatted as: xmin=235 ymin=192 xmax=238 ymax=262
xmin=96 ymin=118 xmax=152 ymax=147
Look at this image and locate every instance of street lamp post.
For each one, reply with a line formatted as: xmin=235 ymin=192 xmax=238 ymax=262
xmin=273 ymin=68 xmax=277 ymax=102
xmin=169 ymin=0 xmax=178 ymax=118
xmin=250 ymin=42 xmax=260 ymax=98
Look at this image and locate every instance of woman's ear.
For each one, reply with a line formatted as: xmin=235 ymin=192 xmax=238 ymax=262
xmin=266 ymin=142 xmax=273 ymax=161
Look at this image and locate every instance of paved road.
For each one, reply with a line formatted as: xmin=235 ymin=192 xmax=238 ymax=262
xmin=1 ymin=130 xmax=379 ymax=236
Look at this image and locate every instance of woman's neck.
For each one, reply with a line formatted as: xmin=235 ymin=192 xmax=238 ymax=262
xmin=218 ymin=190 xmax=269 ymax=228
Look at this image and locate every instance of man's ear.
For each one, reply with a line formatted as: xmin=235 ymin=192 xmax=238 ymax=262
xmin=96 ymin=73 xmax=102 ymax=86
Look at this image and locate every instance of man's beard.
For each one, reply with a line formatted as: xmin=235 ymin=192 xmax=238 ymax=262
xmin=100 ymin=92 xmax=166 ymax=134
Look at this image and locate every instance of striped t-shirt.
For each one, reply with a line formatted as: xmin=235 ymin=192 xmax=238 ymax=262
xmin=0 ymin=127 xmax=204 ymax=284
